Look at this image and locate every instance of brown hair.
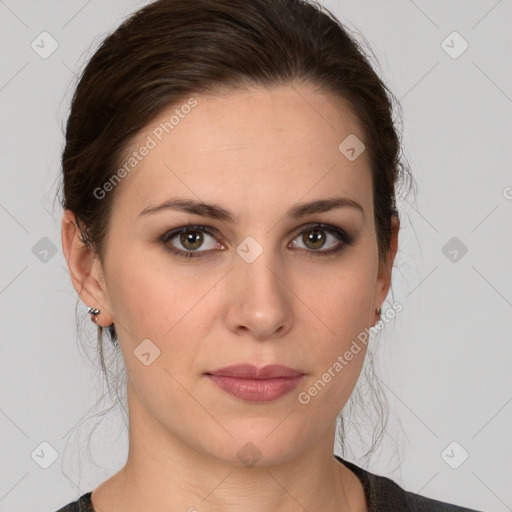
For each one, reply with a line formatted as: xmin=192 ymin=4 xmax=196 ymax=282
xmin=59 ymin=0 xmax=413 ymax=462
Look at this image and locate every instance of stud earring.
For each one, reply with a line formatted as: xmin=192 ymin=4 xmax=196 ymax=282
xmin=87 ymin=307 xmax=100 ymax=323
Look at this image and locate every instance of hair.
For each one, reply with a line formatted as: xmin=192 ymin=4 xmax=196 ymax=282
xmin=59 ymin=0 xmax=414 ymax=465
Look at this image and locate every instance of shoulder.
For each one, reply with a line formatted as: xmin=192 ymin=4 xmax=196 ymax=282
xmin=54 ymin=491 xmax=93 ymax=512
xmin=335 ymin=456 xmax=482 ymax=512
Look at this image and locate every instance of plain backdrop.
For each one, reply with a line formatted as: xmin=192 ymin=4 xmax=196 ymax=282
xmin=1 ymin=0 xmax=511 ymax=511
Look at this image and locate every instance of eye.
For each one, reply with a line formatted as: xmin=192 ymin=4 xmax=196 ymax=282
xmin=161 ymin=223 xmax=354 ymax=260
xmin=162 ymin=225 xmax=224 ymax=258
xmin=289 ymin=223 xmax=353 ymax=257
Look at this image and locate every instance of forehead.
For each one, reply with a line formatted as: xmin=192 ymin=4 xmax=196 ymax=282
xmin=112 ymin=84 xmax=372 ymax=221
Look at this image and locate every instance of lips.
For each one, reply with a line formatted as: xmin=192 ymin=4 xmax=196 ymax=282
xmin=207 ymin=364 xmax=304 ymax=379
xmin=205 ymin=364 xmax=305 ymax=402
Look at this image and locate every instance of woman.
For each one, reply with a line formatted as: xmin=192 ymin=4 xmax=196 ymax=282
xmin=56 ymin=0 xmax=480 ymax=510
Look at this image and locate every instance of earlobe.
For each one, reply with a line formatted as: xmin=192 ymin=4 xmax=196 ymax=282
xmin=61 ymin=209 xmax=114 ymax=326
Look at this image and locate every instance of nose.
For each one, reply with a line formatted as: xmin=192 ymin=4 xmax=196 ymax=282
xmin=224 ymin=248 xmax=294 ymax=340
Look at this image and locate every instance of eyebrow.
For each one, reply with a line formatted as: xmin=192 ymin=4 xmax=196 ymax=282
xmin=137 ymin=196 xmax=364 ymax=222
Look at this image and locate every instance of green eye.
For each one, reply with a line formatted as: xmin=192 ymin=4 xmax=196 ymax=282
xmin=161 ymin=223 xmax=354 ymax=259
xmin=162 ymin=225 xmax=220 ymax=258
xmin=288 ymin=223 xmax=354 ymax=258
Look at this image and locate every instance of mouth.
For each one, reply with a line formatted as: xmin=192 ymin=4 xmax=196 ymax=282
xmin=205 ymin=364 xmax=305 ymax=402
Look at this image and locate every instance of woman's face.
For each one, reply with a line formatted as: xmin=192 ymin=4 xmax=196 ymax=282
xmin=74 ymin=83 xmax=395 ymax=466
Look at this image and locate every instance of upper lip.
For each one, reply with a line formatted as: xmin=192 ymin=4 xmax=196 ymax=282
xmin=206 ymin=364 xmax=304 ymax=379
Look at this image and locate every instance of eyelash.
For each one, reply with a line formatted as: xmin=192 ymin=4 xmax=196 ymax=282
xmin=160 ymin=223 xmax=354 ymax=260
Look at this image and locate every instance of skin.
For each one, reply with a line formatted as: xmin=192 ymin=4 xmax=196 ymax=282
xmin=62 ymin=83 xmax=399 ymax=512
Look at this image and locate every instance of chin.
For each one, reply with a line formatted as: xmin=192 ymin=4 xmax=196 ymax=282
xmin=198 ymin=422 xmax=312 ymax=468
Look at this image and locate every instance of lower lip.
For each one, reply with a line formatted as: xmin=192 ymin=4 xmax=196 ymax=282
xmin=206 ymin=375 xmax=303 ymax=402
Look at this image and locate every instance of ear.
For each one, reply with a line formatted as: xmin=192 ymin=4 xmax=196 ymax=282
xmin=61 ymin=209 xmax=114 ymax=327
xmin=374 ymin=215 xmax=399 ymax=317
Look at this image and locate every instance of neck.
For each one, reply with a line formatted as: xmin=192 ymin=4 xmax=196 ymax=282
xmin=91 ymin=383 xmax=367 ymax=512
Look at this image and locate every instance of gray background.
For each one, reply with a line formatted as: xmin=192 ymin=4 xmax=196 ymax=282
xmin=1 ymin=0 xmax=511 ymax=510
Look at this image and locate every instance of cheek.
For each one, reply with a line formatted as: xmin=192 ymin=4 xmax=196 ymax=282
xmin=106 ymin=247 xmax=220 ymax=363
xmin=107 ymin=263 xmax=170 ymax=341
xmin=304 ymin=252 xmax=378 ymax=344
xmin=106 ymin=241 xmax=178 ymax=334
xmin=295 ymin=245 xmax=377 ymax=405
xmin=109 ymin=260 xmax=207 ymax=413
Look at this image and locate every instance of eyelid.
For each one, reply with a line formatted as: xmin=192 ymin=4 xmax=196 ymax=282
xmin=161 ymin=222 xmax=354 ymax=258
xmin=161 ymin=223 xmax=219 ymax=242
xmin=161 ymin=224 xmax=222 ymax=250
xmin=289 ymin=222 xmax=354 ymax=251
